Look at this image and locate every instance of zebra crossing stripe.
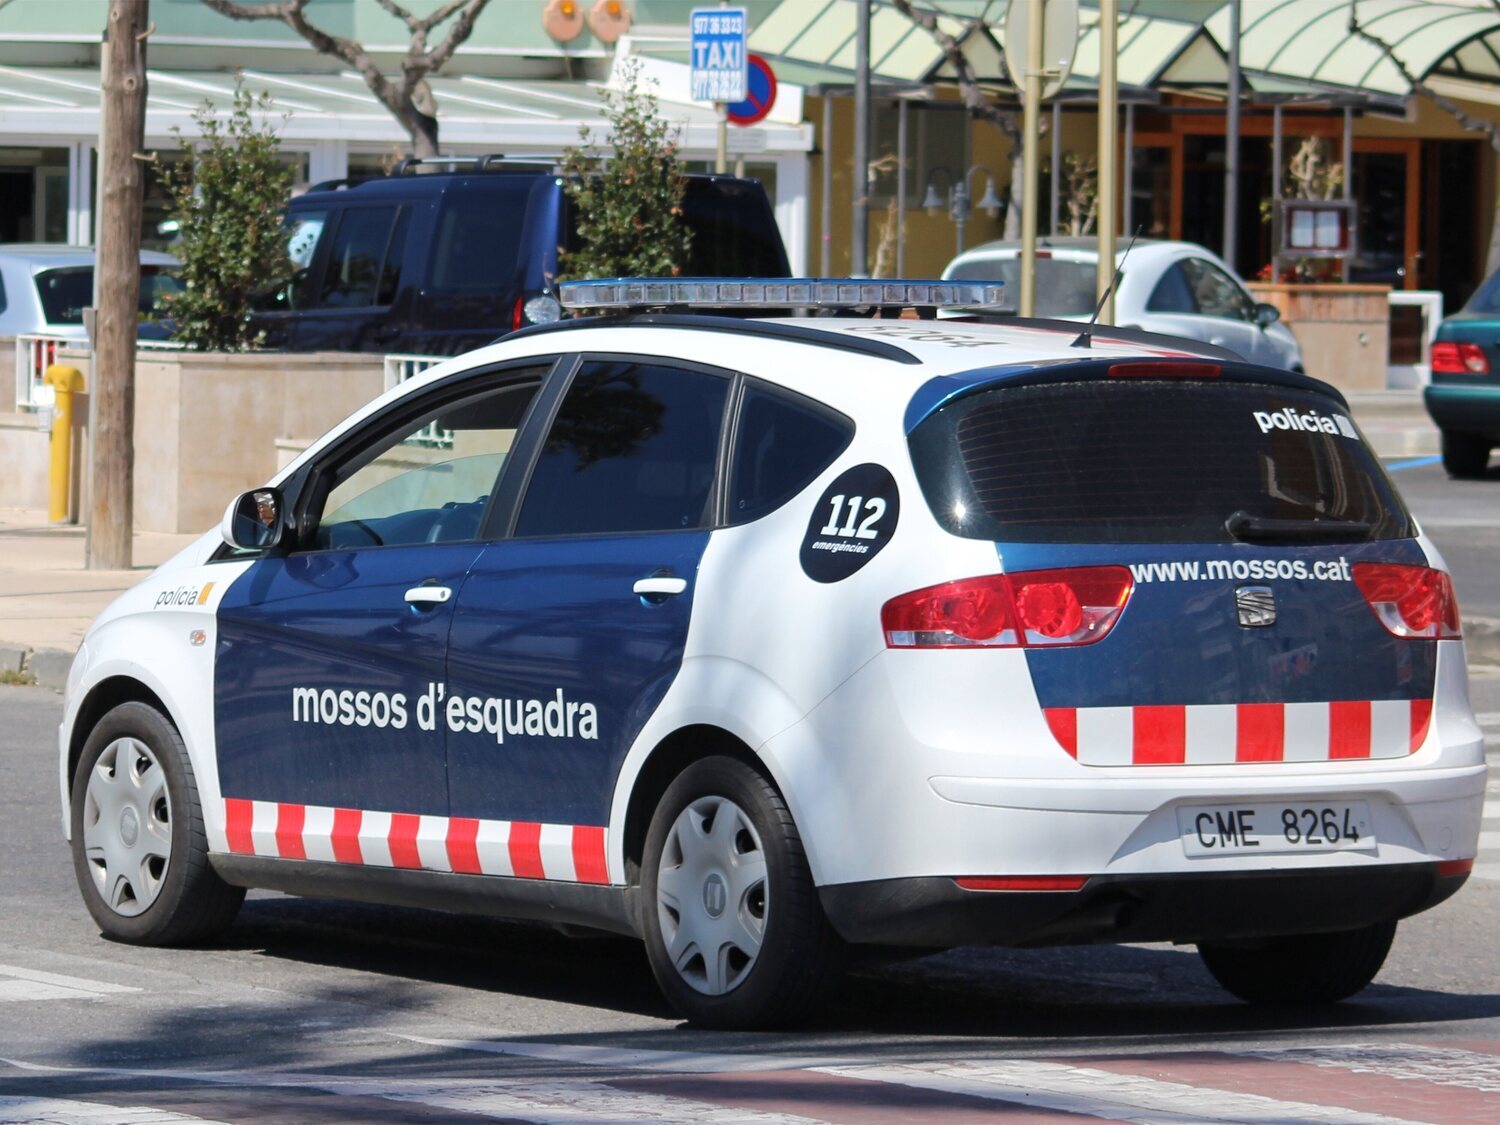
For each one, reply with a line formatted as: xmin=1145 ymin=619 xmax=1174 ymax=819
xmin=814 ymin=1061 xmax=1429 ymax=1125
xmin=0 ymin=1096 xmax=225 ymax=1124
xmin=1232 ymin=1043 xmax=1500 ymax=1091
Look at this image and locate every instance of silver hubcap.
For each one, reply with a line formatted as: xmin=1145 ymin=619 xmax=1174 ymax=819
xmin=656 ymin=795 xmax=768 ymax=996
xmin=82 ymin=738 xmax=172 ymax=917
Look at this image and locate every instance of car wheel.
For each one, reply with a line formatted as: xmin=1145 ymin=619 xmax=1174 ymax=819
xmin=1441 ymin=431 xmax=1490 ymax=478
xmin=70 ymin=702 xmax=244 ymax=945
xmin=640 ymin=755 xmax=842 ymax=1029
xmin=1198 ymin=920 xmax=1396 ymax=1005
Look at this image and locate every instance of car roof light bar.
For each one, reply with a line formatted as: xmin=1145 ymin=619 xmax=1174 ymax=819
xmin=557 ymin=277 xmax=1011 ymax=314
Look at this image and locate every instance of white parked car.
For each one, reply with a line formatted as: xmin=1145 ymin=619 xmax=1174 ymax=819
xmin=0 ymin=244 xmax=181 ymax=340
xmin=942 ymin=238 xmax=1306 ymax=372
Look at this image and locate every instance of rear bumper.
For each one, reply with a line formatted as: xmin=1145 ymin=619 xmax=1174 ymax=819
xmin=819 ymin=863 xmax=1468 ymax=948
xmin=1423 ymin=383 xmax=1500 ymax=435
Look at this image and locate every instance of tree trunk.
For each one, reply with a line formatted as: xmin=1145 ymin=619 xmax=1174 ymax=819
xmin=90 ymin=0 xmax=148 ymax=569
xmin=407 ymin=108 xmax=440 ymax=159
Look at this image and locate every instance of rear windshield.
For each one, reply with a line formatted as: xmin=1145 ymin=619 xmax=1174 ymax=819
xmin=680 ymin=179 xmax=789 ymax=277
xmin=36 ymin=266 xmax=181 ymax=325
xmin=908 ymin=378 xmax=1413 ymax=543
xmin=946 ymin=256 xmax=1099 ymax=317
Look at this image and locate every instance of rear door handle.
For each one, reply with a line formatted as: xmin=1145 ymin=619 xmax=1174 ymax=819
xmin=404 ymin=585 xmax=453 ymax=606
xmin=633 ymin=577 xmax=687 ymax=598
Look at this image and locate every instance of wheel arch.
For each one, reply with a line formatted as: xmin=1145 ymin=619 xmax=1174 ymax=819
xmin=67 ymin=676 xmax=178 ymax=803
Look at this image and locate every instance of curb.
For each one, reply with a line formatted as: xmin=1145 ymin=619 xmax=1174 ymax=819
xmin=0 ymin=645 xmax=74 ymax=691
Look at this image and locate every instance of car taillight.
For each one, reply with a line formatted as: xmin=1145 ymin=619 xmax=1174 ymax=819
xmin=882 ymin=566 xmax=1133 ymax=648
xmin=1431 ymin=341 xmax=1490 ymax=375
xmin=1351 ymin=563 xmax=1461 ymax=639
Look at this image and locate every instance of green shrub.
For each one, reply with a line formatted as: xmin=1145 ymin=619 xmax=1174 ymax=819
xmin=560 ymin=59 xmax=691 ymax=281
xmin=160 ymin=82 xmax=292 ymax=350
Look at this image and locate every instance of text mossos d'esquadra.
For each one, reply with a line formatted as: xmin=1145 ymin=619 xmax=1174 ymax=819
xmin=290 ymin=682 xmax=598 ymax=744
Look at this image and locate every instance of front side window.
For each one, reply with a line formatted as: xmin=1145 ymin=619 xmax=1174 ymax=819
xmin=1180 ymin=258 xmax=1255 ymax=321
xmin=515 ymin=361 xmax=730 ymax=537
xmin=729 ymin=382 xmax=852 ymax=524
xmin=310 ymin=374 xmax=543 ymax=551
xmin=1146 ymin=262 xmax=1198 ymax=313
xmin=253 ymin=209 xmax=327 ymax=312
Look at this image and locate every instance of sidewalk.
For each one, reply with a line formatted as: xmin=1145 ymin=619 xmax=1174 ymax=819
xmin=0 ymin=509 xmax=198 ymax=688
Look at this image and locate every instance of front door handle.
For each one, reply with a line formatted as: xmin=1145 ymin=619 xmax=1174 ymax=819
xmin=404 ymin=585 xmax=453 ymax=606
xmin=633 ymin=576 xmax=687 ymax=598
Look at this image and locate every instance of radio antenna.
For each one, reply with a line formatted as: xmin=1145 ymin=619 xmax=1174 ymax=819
xmin=1072 ymin=226 xmax=1143 ymax=349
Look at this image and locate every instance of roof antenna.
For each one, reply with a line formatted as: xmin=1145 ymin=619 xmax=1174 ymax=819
xmin=1072 ymin=226 xmax=1142 ymax=349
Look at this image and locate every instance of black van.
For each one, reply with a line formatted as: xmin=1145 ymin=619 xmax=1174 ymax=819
xmin=249 ymin=158 xmax=791 ymax=356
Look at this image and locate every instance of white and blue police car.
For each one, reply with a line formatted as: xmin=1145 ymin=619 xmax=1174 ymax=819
xmin=58 ymin=279 xmax=1485 ymax=1028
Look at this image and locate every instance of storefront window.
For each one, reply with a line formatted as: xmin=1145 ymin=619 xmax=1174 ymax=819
xmin=872 ymin=101 xmax=970 ymax=208
xmin=0 ymin=147 xmax=70 ymax=242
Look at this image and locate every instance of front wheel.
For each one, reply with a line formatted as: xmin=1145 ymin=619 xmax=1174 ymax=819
xmin=1198 ymin=920 xmax=1396 ymax=1005
xmin=640 ymin=756 xmax=842 ymax=1029
xmin=1441 ymin=430 xmax=1491 ymax=478
xmin=70 ymin=702 xmax=244 ymax=945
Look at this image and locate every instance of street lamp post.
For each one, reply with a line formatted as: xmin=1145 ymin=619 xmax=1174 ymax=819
xmin=923 ymin=165 xmax=1002 ymax=257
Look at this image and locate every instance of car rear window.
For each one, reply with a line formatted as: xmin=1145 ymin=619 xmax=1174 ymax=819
xmin=908 ymin=378 xmax=1413 ymax=543
xmin=35 ymin=265 xmax=181 ymax=325
xmin=680 ymin=179 xmax=789 ymax=277
xmin=428 ymin=179 xmax=534 ymax=299
xmin=946 ymin=256 xmax=1099 ymax=317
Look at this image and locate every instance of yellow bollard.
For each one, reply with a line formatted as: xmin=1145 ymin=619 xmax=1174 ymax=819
xmin=43 ymin=364 xmax=85 ymax=524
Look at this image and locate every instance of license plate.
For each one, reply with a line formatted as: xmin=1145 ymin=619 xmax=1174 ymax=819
xmin=1178 ymin=801 xmax=1376 ymax=857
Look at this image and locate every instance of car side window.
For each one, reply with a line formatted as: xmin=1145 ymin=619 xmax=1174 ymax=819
xmin=1146 ymin=263 xmax=1198 ymax=314
xmin=318 ymin=207 xmax=405 ymax=309
xmin=308 ymin=373 xmax=544 ymax=551
xmin=729 ymin=381 xmax=853 ymax=524
xmin=1180 ymin=257 xmax=1255 ymax=321
xmin=515 ymin=360 xmax=730 ymax=537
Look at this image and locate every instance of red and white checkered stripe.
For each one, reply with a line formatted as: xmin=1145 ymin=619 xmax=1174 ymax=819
xmin=220 ymin=799 xmax=610 ymax=884
xmin=1044 ymin=698 xmax=1434 ymax=766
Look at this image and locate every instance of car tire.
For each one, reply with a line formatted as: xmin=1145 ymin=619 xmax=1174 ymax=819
xmin=70 ymin=702 xmax=244 ymax=945
xmin=1441 ymin=431 xmax=1490 ymax=478
xmin=1198 ymin=919 xmax=1397 ymax=1005
xmin=640 ymin=755 xmax=843 ymax=1029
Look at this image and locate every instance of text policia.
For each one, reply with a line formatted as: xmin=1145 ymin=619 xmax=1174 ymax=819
xmin=291 ymin=682 xmax=599 ymax=744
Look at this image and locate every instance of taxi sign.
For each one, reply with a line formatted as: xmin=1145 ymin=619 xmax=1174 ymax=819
xmin=690 ymin=6 xmax=748 ymax=103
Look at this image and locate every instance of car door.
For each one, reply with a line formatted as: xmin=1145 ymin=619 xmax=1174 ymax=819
xmin=293 ymin=204 xmax=414 ymax=352
xmin=1144 ymin=257 xmax=1263 ymax=362
xmin=214 ymin=365 xmax=548 ymax=828
xmin=443 ymin=356 xmax=733 ymax=841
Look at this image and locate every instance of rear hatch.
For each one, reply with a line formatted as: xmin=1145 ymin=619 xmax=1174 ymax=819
xmin=906 ymin=365 xmax=1443 ymax=766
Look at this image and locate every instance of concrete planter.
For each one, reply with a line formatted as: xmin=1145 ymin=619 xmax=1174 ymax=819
xmin=0 ymin=343 xmax=385 ymax=534
xmin=1247 ymin=282 xmax=1392 ymax=392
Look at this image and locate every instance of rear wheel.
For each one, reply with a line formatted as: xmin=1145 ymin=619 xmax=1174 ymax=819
xmin=640 ymin=755 xmax=842 ymax=1029
xmin=1198 ymin=920 xmax=1396 ymax=1004
xmin=1441 ymin=430 xmax=1490 ymax=478
xmin=70 ymin=702 xmax=244 ymax=945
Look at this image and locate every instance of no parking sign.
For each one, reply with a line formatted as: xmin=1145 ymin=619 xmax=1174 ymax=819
xmin=727 ymin=54 xmax=777 ymax=126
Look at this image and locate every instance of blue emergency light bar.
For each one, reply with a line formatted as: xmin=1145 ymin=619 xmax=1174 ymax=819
xmin=557 ymin=277 xmax=1010 ymax=313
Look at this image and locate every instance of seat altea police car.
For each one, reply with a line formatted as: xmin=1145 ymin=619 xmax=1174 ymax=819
xmin=58 ymin=279 xmax=1485 ymax=1030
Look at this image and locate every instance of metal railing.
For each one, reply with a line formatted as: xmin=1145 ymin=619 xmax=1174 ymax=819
xmin=383 ymin=353 xmax=450 ymax=447
xmin=13 ymin=334 xmax=189 ymax=413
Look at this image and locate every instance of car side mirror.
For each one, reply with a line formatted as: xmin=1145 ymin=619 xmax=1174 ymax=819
xmin=221 ymin=487 xmax=286 ymax=551
xmin=1253 ymin=302 xmax=1281 ymax=329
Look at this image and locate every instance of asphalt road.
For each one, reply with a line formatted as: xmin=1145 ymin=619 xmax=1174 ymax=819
xmin=3 ymin=464 xmax=1500 ymax=1123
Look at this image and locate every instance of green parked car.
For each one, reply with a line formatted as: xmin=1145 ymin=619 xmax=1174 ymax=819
xmin=1425 ymin=275 xmax=1500 ymax=477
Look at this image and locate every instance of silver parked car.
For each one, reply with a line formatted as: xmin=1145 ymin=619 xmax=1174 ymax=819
xmin=942 ymin=237 xmax=1305 ymax=372
xmin=0 ymin=244 xmax=181 ymax=340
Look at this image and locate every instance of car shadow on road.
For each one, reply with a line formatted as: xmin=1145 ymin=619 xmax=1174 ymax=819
xmin=214 ymin=895 xmax=1500 ymax=1046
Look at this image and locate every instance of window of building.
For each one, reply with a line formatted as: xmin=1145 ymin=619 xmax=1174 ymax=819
xmin=871 ymin=101 xmax=971 ymax=208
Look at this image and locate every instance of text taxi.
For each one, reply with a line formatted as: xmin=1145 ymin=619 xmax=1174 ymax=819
xmin=57 ymin=279 xmax=1485 ymax=1028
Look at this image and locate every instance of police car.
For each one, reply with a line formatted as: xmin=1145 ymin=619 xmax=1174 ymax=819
xmin=59 ymin=279 xmax=1485 ymax=1029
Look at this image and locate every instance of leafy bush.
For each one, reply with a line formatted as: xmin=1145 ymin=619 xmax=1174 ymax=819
xmin=560 ymin=59 xmax=691 ymax=281
xmin=160 ymin=82 xmax=291 ymax=350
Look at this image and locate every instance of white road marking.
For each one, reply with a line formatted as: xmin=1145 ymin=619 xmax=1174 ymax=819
xmin=816 ymin=1060 xmax=1429 ymax=1125
xmin=1234 ymin=1043 xmax=1500 ymax=1092
xmin=0 ymin=1059 xmax=818 ymax=1124
xmin=1473 ymin=861 xmax=1500 ymax=881
xmin=0 ymin=1095 xmax=225 ymax=1124
xmin=390 ymin=1032 xmax=848 ymax=1074
xmin=1478 ymin=830 xmax=1500 ymax=849
xmin=0 ymin=964 xmax=137 ymax=1003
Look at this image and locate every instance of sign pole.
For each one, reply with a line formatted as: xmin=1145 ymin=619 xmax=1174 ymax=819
xmin=1019 ymin=0 xmax=1043 ymax=317
xmin=1096 ymin=0 xmax=1119 ymax=325
xmin=716 ymin=104 xmax=728 ymax=173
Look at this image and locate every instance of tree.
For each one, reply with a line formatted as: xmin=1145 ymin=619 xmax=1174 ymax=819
xmin=892 ymin=0 xmax=1026 ymax=237
xmin=559 ymin=59 xmax=691 ymax=281
xmin=199 ymin=0 xmax=490 ymax=157
xmin=1348 ymin=0 xmax=1500 ymax=274
xmin=159 ymin=82 xmax=293 ymax=350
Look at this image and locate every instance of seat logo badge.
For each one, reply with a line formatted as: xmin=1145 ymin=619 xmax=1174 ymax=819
xmin=702 ymin=874 xmax=727 ymax=918
xmin=1236 ymin=585 xmax=1276 ymax=628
